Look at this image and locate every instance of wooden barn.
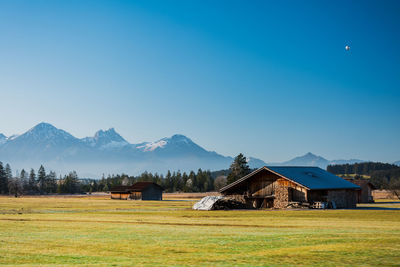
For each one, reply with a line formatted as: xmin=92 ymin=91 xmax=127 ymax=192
xmin=345 ymin=179 xmax=375 ymax=203
xmin=220 ymin=166 xmax=361 ymax=209
xmin=110 ymin=182 xmax=163 ymax=200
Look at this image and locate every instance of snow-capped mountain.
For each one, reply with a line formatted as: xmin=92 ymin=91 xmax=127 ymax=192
xmin=394 ymin=161 xmax=400 ymax=166
xmin=0 ymin=123 xmax=241 ymax=176
xmin=0 ymin=123 xmax=83 ymax=161
xmin=0 ymin=133 xmax=6 ymax=145
xmin=82 ymin=128 xmax=129 ymax=149
xmin=137 ymin=134 xmax=214 ymax=157
xmin=0 ymin=122 xmax=370 ymax=177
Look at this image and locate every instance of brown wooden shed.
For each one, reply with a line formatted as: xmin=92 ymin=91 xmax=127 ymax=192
xmin=220 ymin=166 xmax=361 ymax=209
xmin=345 ymin=179 xmax=375 ymax=203
xmin=110 ymin=182 xmax=163 ymax=200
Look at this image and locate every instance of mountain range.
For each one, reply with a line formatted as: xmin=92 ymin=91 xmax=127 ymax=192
xmin=0 ymin=122 xmax=394 ymax=177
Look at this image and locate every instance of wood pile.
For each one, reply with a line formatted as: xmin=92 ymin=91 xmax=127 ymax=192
xmin=286 ymin=202 xmax=310 ymax=209
xmin=212 ymin=198 xmax=250 ymax=210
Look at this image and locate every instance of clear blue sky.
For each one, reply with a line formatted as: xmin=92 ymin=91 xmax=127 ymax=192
xmin=0 ymin=0 xmax=399 ymax=163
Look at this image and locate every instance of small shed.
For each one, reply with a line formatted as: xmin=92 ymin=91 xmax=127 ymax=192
xmin=220 ymin=166 xmax=361 ymax=209
xmin=110 ymin=182 xmax=163 ymax=200
xmin=345 ymin=179 xmax=375 ymax=203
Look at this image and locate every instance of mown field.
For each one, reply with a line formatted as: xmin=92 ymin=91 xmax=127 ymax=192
xmin=0 ymin=195 xmax=399 ymax=266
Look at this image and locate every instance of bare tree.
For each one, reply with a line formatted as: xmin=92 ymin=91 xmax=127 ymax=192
xmin=214 ymin=176 xmax=227 ymax=191
xmin=8 ymin=178 xmax=23 ymax=197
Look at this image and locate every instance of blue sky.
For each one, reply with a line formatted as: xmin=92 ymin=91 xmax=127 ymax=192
xmin=0 ymin=0 xmax=399 ymax=163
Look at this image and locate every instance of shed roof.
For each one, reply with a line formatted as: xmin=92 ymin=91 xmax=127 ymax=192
xmin=344 ymin=179 xmax=376 ymax=189
xmin=110 ymin=182 xmax=163 ymax=193
xmin=220 ymin=166 xmax=360 ymax=193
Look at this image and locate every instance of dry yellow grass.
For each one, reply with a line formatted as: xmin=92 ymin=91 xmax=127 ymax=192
xmin=0 ymin=195 xmax=399 ymax=266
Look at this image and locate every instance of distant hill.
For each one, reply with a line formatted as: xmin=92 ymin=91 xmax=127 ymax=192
xmin=267 ymin=152 xmax=364 ymax=169
xmin=394 ymin=161 xmax=400 ymax=166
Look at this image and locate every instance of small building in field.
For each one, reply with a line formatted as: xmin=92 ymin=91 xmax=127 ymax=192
xmin=220 ymin=166 xmax=360 ymax=209
xmin=345 ymin=179 xmax=375 ymax=203
xmin=110 ymin=182 xmax=163 ymax=200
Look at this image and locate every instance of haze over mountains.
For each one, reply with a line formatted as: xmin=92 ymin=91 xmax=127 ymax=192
xmin=0 ymin=123 xmax=395 ymax=177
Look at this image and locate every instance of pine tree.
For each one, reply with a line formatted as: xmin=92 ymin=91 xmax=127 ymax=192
xmin=227 ymin=153 xmax=251 ymax=184
xmin=165 ymin=170 xmax=172 ymax=192
xmin=20 ymin=169 xmax=28 ymax=193
xmin=0 ymin=162 xmax=8 ymax=194
xmin=28 ymin=168 xmax=37 ymax=194
xmin=189 ymin=170 xmax=198 ymax=192
xmin=46 ymin=171 xmax=58 ymax=194
xmin=5 ymin=164 xmax=12 ymax=182
xmin=37 ymin=165 xmax=46 ymax=194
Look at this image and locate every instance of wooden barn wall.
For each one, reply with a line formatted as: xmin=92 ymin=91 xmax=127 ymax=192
xmin=142 ymin=185 xmax=163 ymax=200
xmin=327 ymin=189 xmax=357 ymax=208
xmin=249 ymin=172 xmax=276 ymax=197
xmin=308 ymin=189 xmax=357 ymax=208
xmin=111 ymin=193 xmax=130 ymax=200
xmin=224 ymin=171 xmax=309 ymax=209
xmin=359 ymin=184 xmax=373 ymax=203
xmin=111 ymin=193 xmax=121 ymax=199
xmin=130 ymin=192 xmax=142 ymax=200
xmin=120 ymin=193 xmax=130 ymax=200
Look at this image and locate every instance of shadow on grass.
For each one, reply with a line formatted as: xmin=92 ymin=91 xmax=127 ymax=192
xmin=357 ymin=201 xmax=400 ymax=210
xmin=356 ymin=207 xmax=400 ymax=210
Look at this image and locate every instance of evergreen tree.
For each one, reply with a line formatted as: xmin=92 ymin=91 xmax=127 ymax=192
xmin=103 ymin=184 xmax=109 ymax=192
xmin=5 ymin=164 xmax=12 ymax=182
xmin=227 ymin=153 xmax=251 ymax=184
xmin=20 ymin=169 xmax=29 ymax=193
xmin=0 ymin=162 xmax=8 ymax=194
xmin=58 ymin=171 xmax=80 ymax=194
xmin=182 ymin=172 xmax=189 ymax=192
xmin=46 ymin=171 xmax=58 ymax=194
xmin=37 ymin=165 xmax=47 ymax=194
xmin=165 ymin=170 xmax=172 ymax=192
xmin=189 ymin=170 xmax=198 ymax=192
xmin=28 ymin=168 xmax=37 ymax=194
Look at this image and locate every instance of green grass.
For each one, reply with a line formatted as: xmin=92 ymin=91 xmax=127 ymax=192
xmin=0 ymin=196 xmax=399 ymax=266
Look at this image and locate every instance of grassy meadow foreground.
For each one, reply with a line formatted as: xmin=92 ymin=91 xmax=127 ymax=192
xmin=0 ymin=195 xmax=399 ymax=266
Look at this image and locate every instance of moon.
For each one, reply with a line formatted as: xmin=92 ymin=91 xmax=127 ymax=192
xmin=345 ymin=45 xmax=350 ymax=51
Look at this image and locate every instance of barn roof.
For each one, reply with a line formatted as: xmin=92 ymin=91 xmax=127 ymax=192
xmin=344 ymin=179 xmax=376 ymax=189
xmin=110 ymin=182 xmax=163 ymax=193
xmin=220 ymin=166 xmax=360 ymax=193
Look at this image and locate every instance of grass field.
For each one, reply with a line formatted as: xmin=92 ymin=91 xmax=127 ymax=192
xmin=0 ymin=196 xmax=399 ymax=266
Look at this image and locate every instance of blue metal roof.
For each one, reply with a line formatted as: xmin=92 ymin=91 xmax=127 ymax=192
xmin=220 ymin=166 xmax=360 ymax=193
xmin=267 ymin=166 xmax=360 ymax=190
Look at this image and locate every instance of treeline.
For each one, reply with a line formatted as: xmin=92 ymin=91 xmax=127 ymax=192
xmin=96 ymin=169 xmax=222 ymax=193
xmin=0 ymin=153 xmax=253 ymax=195
xmin=0 ymin=161 xmax=228 ymax=195
xmin=96 ymin=153 xmax=251 ymax=192
xmin=327 ymin=162 xmax=399 ymax=176
xmin=327 ymin=162 xmax=400 ymax=190
xmin=0 ymin=161 xmax=87 ymax=196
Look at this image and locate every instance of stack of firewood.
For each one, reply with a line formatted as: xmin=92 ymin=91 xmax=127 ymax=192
xmin=212 ymin=198 xmax=249 ymax=210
